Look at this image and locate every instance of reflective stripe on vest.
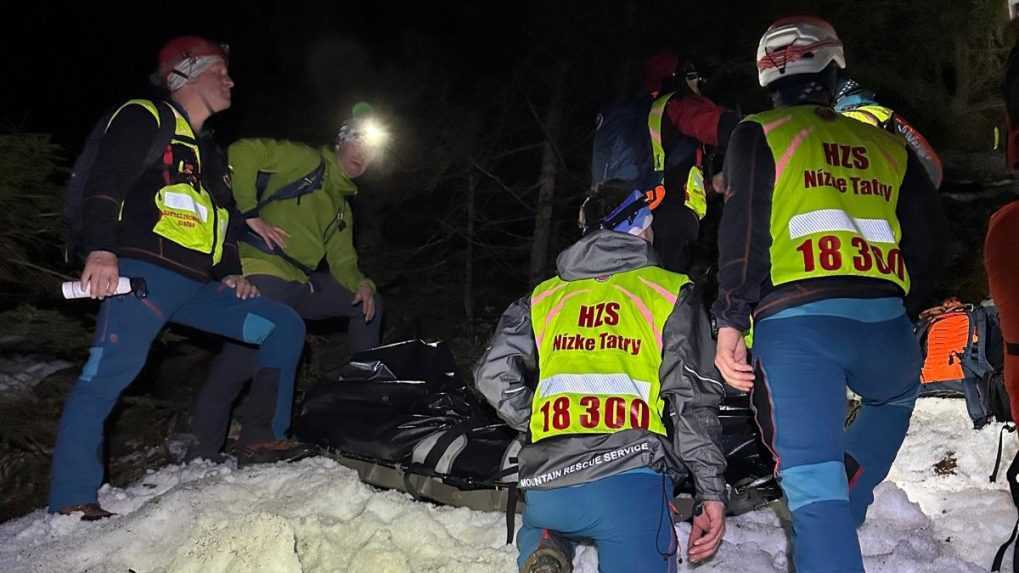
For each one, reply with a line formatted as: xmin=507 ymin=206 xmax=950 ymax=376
xmin=648 ymin=94 xmax=673 ymax=173
xmin=841 ymin=104 xmax=894 ymax=130
xmin=685 ymin=165 xmax=707 ymax=220
xmin=746 ymin=106 xmax=910 ymax=292
xmin=126 ymin=101 xmax=229 ymax=265
xmin=648 ymin=92 xmax=707 ymax=220
xmin=528 ymin=267 xmax=690 ymax=442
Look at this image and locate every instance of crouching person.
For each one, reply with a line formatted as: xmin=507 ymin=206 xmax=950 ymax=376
xmin=474 ymin=185 xmax=727 ymax=572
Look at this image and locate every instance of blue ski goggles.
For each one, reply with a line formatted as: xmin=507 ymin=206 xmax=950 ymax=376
xmin=580 ymin=185 xmax=665 ymax=235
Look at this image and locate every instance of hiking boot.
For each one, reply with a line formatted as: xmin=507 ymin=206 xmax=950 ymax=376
xmin=235 ymin=439 xmax=316 ymax=467
xmin=57 ymin=503 xmax=116 ymax=522
xmin=521 ymin=532 xmax=573 ymax=573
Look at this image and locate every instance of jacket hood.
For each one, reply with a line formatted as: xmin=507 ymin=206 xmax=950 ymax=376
xmin=556 ymin=230 xmax=658 ymax=281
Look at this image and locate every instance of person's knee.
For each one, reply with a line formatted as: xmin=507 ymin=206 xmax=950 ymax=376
xmin=243 ymin=305 xmax=305 ymax=346
xmin=267 ymin=305 xmax=305 ymax=346
xmin=70 ymin=346 xmax=144 ymax=401
xmin=780 ymin=460 xmax=850 ymax=512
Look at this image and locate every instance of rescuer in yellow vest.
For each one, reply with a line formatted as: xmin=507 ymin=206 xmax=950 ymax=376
xmin=49 ymin=37 xmax=305 ymax=520
xmin=834 ymin=75 xmax=943 ymax=189
xmin=475 ymin=184 xmax=727 ymax=572
xmin=712 ymin=17 xmax=945 ymax=573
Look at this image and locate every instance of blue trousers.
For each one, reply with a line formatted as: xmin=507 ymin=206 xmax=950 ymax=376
xmin=753 ymin=313 xmax=920 ymax=573
xmin=48 ymin=259 xmax=305 ymax=510
xmin=518 ymin=471 xmax=677 ymax=573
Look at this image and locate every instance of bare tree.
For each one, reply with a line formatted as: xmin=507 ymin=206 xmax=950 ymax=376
xmin=528 ymin=63 xmax=568 ymax=286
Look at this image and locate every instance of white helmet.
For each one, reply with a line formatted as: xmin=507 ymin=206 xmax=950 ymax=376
xmin=756 ymin=17 xmax=845 ymax=88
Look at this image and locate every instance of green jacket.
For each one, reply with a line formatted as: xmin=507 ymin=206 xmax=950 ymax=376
xmin=228 ymin=138 xmax=374 ymax=292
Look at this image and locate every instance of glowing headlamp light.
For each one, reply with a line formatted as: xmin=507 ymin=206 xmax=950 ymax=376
xmin=337 ymin=117 xmax=390 ymax=150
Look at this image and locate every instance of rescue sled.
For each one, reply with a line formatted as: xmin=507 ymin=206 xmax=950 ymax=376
xmin=293 ymin=339 xmax=780 ymax=538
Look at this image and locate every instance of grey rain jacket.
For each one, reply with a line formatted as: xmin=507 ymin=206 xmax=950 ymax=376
xmin=473 ymin=231 xmax=728 ymax=502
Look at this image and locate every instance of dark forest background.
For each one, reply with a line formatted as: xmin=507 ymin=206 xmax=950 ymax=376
xmin=0 ymin=0 xmax=1016 ymax=520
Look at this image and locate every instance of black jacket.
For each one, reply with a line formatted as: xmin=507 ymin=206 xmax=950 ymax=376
xmin=81 ymin=99 xmax=242 ymax=281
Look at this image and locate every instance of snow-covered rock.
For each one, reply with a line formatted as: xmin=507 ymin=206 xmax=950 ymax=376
xmin=0 ymin=355 xmax=72 ymax=394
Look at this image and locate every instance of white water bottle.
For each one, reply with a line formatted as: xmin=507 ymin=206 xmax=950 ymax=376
xmin=62 ymin=277 xmax=145 ymax=300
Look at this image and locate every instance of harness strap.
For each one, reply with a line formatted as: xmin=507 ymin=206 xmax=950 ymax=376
xmin=422 ymin=423 xmax=473 ymax=473
xmin=505 ymin=485 xmax=519 ymax=545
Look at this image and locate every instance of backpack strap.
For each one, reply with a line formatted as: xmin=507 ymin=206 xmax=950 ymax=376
xmin=240 ymin=229 xmax=316 ymax=275
xmin=237 ymin=159 xmax=327 ymax=275
xmin=243 ymin=159 xmax=326 ymax=219
xmin=964 ymin=306 xmax=994 ymax=379
xmin=990 ymin=424 xmax=1016 ymax=482
xmin=147 ymin=102 xmax=177 ymax=168
xmin=991 ymin=448 xmax=1019 ymax=571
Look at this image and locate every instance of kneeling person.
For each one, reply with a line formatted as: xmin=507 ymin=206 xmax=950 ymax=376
xmin=474 ymin=186 xmax=727 ymax=572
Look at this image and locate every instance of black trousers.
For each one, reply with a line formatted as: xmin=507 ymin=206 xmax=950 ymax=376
xmin=189 ymin=272 xmax=383 ymax=455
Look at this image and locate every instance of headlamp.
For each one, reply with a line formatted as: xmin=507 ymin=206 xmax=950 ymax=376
xmin=337 ymin=117 xmax=390 ymax=150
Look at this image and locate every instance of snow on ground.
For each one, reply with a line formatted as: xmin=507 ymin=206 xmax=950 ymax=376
xmin=0 ymin=397 xmax=1016 ymax=573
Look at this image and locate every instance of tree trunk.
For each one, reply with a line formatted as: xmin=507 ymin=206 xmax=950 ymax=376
xmin=528 ymin=68 xmax=567 ymax=286
xmin=464 ymin=171 xmax=476 ymax=339
xmin=952 ymin=32 xmax=971 ymax=114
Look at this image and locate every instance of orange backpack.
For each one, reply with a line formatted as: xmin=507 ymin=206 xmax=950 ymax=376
xmin=916 ymin=299 xmax=1006 ymax=428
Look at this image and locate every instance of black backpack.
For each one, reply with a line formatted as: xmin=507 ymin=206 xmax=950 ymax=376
xmin=590 ymin=94 xmax=659 ymax=192
xmin=63 ymin=100 xmax=176 ymax=262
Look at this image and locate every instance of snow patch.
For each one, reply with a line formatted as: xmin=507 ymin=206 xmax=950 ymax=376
xmin=0 ymin=397 xmax=1016 ymax=572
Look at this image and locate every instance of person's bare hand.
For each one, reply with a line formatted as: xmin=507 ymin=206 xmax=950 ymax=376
xmin=715 ymin=326 xmax=755 ymax=391
xmin=351 ymin=281 xmax=376 ymax=321
xmin=246 ymin=217 xmax=289 ymax=251
xmin=80 ymin=251 xmax=120 ymax=300
xmin=687 ymin=500 xmax=726 ymax=563
xmin=223 ymin=275 xmax=260 ymax=299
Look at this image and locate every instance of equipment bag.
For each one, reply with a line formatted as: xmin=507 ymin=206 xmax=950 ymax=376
xmin=916 ymin=299 xmax=1006 ymax=428
xmin=64 ymin=100 xmax=177 ymax=262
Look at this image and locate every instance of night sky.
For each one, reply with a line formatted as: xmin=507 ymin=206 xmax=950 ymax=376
xmin=4 ymin=1 xmax=986 ymax=299
xmin=4 ymin=2 xmax=783 ymax=151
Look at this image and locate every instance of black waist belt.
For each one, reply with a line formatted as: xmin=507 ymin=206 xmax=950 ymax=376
xmin=240 ymin=229 xmax=315 ymax=276
xmin=1008 ymin=342 xmax=1019 ymax=357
